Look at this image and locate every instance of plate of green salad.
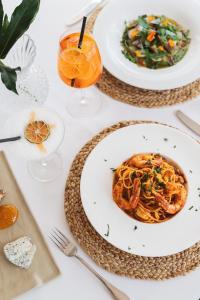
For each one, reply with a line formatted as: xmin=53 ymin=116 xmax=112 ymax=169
xmin=121 ymin=15 xmax=190 ymax=69
xmin=93 ymin=0 xmax=200 ymax=90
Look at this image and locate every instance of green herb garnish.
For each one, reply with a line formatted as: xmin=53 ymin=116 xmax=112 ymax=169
xmin=141 ymin=173 xmax=149 ymax=182
xmin=131 ymin=171 xmax=136 ymax=181
xmin=146 ymin=159 xmax=152 ymax=166
xmin=142 ymin=135 xmax=148 ymax=141
xmin=154 ymin=166 xmax=161 ymax=173
xmin=158 ymin=182 xmax=166 ymax=188
xmin=104 ymin=224 xmax=110 ymax=237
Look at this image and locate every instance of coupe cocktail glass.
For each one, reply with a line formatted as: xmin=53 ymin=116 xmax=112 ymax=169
xmin=4 ymin=107 xmax=65 ymax=182
xmin=58 ymin=32 xmax=103 ymax=117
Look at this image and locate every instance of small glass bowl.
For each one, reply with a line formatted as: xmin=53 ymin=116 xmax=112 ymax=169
xmin=5 ymin=34 xmax=36 ymax=71
xmin=4 ymin=34 xmax=48 ymax=104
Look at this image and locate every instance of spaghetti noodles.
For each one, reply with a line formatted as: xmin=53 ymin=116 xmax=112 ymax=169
xmin=112 ymin=153 xmax=187 ymax=223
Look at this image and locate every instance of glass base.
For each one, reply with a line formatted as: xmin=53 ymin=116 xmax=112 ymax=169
xmin=66 ymin=87 xmax=102 ymax=118
xmin=27 ymin=153 xmax=62 ymax=182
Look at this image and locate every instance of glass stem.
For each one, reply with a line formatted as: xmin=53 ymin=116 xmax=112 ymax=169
xmin=40 ymin=153 xmax=54 ymax=167
xmin=80 ymin=88 xmax=87 ymax=106
xmin=41 ymin=159 xmax=48 ymax=167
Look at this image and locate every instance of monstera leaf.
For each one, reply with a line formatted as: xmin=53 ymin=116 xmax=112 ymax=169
xmin=0 ymin=0 xmax=40 ymax=94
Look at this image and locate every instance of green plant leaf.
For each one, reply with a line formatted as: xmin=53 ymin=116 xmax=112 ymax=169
xmin=0 ymin=0 xmax=3 ymax=37
xmin=1 ymin=14 xmax=9 ymax=38
xmin=0 ymin=0 xmax=4 ymax=39
xmin=0 ymin=0 xmax=40 ymax=59
xmin=0 ymin=62 xmax=21 ymax=94
xmin=2 ymin=14 xmax=9 ymax=30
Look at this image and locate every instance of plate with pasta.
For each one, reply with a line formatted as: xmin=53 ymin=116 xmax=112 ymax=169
xmin=80 ymin=123 xmax=200 ymax=257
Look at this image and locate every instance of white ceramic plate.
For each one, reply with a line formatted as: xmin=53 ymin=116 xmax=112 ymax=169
xmin=80 ymin=123 xmax=200 ymax=257
xmin=93 ymin=0 xmax=200 ymax=90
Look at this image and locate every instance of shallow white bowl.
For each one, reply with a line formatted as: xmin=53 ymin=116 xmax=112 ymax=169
xmin=80 ymin=123 xmax=200 ymax=257
xmin=93 ymin=0 xmax=200 ymax=90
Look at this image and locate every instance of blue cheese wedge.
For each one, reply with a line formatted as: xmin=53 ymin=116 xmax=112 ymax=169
xmin=4 ymin=236 xmax=36 ymax=269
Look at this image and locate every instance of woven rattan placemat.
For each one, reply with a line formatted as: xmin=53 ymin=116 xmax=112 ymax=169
xmin=85 ymin=7 xmax=200 ymax=108
xmin=64 ymin=121 xmax=200 ymax=280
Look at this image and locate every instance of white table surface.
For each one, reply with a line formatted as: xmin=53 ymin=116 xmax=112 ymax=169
xmin=1 ymin=0 xmax=200 ymax=299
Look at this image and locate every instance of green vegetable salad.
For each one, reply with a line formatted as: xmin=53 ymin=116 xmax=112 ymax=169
xmin=121 ymin=15 xmax=191 ymax=69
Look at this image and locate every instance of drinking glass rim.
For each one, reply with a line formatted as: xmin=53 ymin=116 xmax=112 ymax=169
xmin=58 ymin=32 xmax=98 ymax=54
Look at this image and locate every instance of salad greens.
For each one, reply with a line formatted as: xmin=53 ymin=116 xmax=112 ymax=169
xmin=121 ymin=15 xmax=191 ymax=69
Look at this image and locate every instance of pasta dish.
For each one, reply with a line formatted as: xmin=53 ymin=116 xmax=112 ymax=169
xmin=112 ymin=153 xmax=187 ymax=223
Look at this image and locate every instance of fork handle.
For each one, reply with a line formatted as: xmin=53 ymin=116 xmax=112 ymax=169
xmin=75 ymin=255 xmax=130 ymax=300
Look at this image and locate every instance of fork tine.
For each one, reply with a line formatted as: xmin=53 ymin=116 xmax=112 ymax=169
xmin=50 ymin=232 xmax=66 ymax=248
xmin=54 ymin=227 xmax=70 ymax=244
xmin=49 ymin=235 xmax=64 ymax=253
xmin=52 ymin=228 xmax=68 ymax=245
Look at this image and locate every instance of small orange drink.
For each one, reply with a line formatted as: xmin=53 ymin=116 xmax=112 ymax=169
xmin=58 ymin=33 xmax=102 ymax=88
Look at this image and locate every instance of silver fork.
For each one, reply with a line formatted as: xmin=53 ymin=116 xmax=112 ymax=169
xmin=49 ymin=228 xmax=130 ymax=300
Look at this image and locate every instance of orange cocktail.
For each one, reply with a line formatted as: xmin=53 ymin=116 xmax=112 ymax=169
xmin=58 ymin=33 xmax=102 ymax=88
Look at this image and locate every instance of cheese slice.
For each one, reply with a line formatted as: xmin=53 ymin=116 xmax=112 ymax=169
xmin=4 ymin=236 xmax=36 ymax=269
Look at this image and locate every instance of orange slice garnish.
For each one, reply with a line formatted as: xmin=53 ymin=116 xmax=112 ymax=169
xmin=60 ymin=34 xmax=79 ymax=50
xmin=24 ymin=120 xmax=50 ymax=144
xmin=59 ymin=48 xmax=90 ymax=80
xmin=60 ymin=33 xmax=94 ymax=52
xmin=0 ymin=204 xmax=19 ymax=229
